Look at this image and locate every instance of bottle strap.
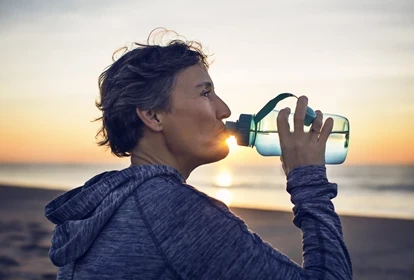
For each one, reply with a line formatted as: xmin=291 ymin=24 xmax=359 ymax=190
xmin=251 ymin=93 xmax=297 ymax=147
xmin=253 ymin=93 xmax=297 ymax=125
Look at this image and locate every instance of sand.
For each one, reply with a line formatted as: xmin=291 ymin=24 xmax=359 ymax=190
xmin=0 ymin=184 xmax=413 ymax=280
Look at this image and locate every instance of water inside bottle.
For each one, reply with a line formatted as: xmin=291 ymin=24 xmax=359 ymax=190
xmin=254 ymin=128 xmax=349 ymax=164
xmin=324 ymin=131 xmax=349 ymax=164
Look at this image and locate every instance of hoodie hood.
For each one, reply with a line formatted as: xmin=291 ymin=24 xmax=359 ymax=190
xmin=45 ymin=164 xmax=184 ymax=267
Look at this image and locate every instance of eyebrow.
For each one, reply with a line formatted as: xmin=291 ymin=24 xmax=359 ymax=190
xmin=195 ymin=81 xmax=213 ymax=89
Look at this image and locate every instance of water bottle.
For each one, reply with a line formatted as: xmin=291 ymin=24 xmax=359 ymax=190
xmin=225 ymin=93 xmax=350 ymax=164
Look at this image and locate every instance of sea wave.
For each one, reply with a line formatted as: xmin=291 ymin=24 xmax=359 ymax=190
xmin=368 ymin=184 xmax=414 ymax=193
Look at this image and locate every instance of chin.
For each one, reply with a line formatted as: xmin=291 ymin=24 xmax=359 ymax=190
xmin=202 ymin=145 xmax=229 ymax=164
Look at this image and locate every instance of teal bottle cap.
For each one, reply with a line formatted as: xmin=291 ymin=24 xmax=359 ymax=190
xmin=225 ymin=114 xmax=252 ymax=147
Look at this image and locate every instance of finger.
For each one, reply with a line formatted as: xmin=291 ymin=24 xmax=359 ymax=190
xmin=280 ymin=156 xmax=287 ymax=175
xmin=293 ymin=96 xmax=308 ymax=134
xmin=310 ymin=110 xmax=323 ymax=141
xmin=282 ymin=161 xmax=287 ymax=176
xmin=319 ymin=117 xmax=334 ymax=143
xmin=277 ymin=107 xmax=291 ymax=140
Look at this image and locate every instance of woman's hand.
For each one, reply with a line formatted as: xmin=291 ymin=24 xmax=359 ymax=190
xmin=277 ymin=96 xmax=334 ymax=176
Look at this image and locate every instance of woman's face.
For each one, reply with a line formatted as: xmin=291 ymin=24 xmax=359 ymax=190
xmin=161 ymin=63 xmax=231 ymax=168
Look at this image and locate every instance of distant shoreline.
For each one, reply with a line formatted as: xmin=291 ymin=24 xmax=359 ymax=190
xmin=1 ymin=183 xmax=413 ymax=222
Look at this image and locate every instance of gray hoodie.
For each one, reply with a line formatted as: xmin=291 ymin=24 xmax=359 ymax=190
xmin=45 ymin=164 xmax=352 ymax=279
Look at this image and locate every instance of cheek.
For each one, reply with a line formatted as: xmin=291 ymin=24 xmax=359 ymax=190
xmin=164 ymin=101 xmax=220 ymax=149
xmin=195 ymin=107 xmax=218 ymax=135
xmin=162 ymin=117 xmax=201 ymax=153
xmin=180 ymin=105 xmax=217 ymax=140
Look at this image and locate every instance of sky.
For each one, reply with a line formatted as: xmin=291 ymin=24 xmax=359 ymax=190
xmin=0 ymin=0 xmax=413 ymax=165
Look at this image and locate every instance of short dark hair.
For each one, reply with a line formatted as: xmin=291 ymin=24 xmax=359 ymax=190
xmin=95 ymin=29 xmax=209 ymax=157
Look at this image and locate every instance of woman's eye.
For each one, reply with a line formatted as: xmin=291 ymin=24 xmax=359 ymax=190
xmin=202 ymin=91 xmax=210 ymax=97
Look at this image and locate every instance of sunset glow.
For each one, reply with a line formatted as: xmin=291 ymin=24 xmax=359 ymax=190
xmin=0 ymin=1 xmax=413 ymax=165
xmin=225 ymin=136 xmax=241 ymax=154
xmin=215 ymin=189 xmax=233 ymax=206
xmin=215 ymin=171 xmax=233 ymax=187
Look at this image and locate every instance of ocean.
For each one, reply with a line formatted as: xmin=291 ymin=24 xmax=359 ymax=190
xmin=0 ymin=162 xmax=413 ymax=220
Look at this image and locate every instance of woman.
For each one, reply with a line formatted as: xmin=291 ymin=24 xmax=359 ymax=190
xmin=45 ymin=31 xmax=352 ymax=279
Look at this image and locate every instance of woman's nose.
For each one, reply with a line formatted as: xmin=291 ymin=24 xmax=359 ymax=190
xmin=216 ymin=96 xmax=231 ymax=120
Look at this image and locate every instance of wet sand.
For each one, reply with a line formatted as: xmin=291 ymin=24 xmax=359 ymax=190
xmin=0 ymin=184 xmax=413 ymax=280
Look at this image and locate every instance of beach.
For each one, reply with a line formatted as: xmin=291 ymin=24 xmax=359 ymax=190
xmin=0 ymin=184 xmax=413 ymax=280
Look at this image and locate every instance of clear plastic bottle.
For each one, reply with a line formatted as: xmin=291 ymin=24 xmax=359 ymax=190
xmin=225 ymin=110 xmax=350 ymax=164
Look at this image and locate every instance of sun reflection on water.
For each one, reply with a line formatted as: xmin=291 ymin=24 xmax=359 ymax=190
xmin=215 ymin=171 xmax=232 ymax=187
xmin=215 ymin=189 xmax=233 ymax=206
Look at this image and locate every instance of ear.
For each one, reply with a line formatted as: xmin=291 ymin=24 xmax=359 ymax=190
xmin=136 ymin=108 xmax=163 ymax=132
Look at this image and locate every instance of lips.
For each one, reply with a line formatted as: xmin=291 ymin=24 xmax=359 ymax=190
xmin=218 ymin=130 xmax=230 ymax=139
xmin=214 ymin=123 xmax=230 ymax=139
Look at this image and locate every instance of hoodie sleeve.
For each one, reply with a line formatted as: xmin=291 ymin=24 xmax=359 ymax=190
xmin=135 ymin=165 xmax=352 ymax=280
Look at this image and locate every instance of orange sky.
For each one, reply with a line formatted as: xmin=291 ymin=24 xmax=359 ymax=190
xmin=1 ymin=0 xmax=413 ymax=165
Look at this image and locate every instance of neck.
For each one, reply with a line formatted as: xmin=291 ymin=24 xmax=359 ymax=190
xmin=130 ymin=136 xmax=193 ymax=180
